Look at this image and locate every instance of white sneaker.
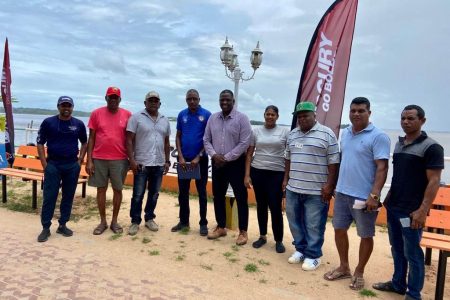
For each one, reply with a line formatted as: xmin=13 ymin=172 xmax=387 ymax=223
xmin=145 ymin=219 xmax=159 ymax=232
xmin=302 ymin=258 xmax=321 ymax=271
xmin=288 ymin=251 xmax=305 ymax=264
xmin=128 ymin=223 xmax=139 ymax=236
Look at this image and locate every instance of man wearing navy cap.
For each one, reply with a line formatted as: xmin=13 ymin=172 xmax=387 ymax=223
xmin=36 ymin=96 xmax=87 ymax=242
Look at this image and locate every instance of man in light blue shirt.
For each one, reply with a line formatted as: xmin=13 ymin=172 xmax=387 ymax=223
xmin=324 ymin=97 xmax=390 ymax=291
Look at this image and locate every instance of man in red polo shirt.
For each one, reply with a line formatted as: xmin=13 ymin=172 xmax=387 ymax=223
xmin=86 ymin=86 xmax=132 ymax=235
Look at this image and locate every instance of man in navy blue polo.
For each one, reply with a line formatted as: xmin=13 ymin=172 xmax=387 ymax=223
xmin=36 ymin=96 xmax=87 ymax=242
xmin=171 ymin=89 xmax=211 ymax=236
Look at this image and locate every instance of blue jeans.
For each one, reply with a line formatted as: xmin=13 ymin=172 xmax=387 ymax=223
xmin=41 ymin=161 xmax=81 ymax=229
xmin=387 ymin=208 xmax=424 ymax=300
xmin=130 ymin=166 xmax=164 ymax=224
xmin=285 ymin=190 xmax=328 ymax=259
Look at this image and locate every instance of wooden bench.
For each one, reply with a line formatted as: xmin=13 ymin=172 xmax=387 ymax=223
xmin=420 ymin=208 xmax=450 ymax=300
xmin=0 ymin=145 xmax=88 ymax=209
xmin=425 ymin=187 xmax=450 ymax=265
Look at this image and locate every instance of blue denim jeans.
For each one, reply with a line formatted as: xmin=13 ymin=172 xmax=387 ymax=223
xmin=285 ymin=190 xmax=329 ymax=259
xmin=387 ymin=208 xmax=424 ymax=300
xmin=41 ymin=161 xmax=81 ymax=229
xmin=130 ymin=166 xmax=164 ymax=224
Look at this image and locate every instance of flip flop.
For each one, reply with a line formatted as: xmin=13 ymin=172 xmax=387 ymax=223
xmin=323 ymin=268 xmax=352 ymax=281
xmin=110 ymin=223 xmax=123 ymax=234
xmin=349 ymin=275 xmax=365 ymax=290
xmin=93 ymin=223 xmax=108 ymax=235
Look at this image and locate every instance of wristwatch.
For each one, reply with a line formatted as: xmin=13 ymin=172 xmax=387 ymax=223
xmin=370 ymin=193 xmax=380 ymax=202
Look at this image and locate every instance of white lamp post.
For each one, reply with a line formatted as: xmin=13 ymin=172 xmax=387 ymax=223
xmin=220 ymin=37 xmax=263 ymax=107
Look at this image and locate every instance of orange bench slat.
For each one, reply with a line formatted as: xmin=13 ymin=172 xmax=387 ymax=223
xmin=425 ymin=209 xmax=450 ymax=230
xmin=433 ymin=187 xmax=450 ymax=207
xmin=423 ymin=232 xmax=450 ymax=243
xmin=421 ymin=238 xmax=450 ymax=252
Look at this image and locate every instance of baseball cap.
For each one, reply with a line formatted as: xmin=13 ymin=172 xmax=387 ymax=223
xmin=292 ymin=101 xmax=316 ymax=114
xmin=145 ymin=91 xmax=160 ymax=100
xmin=106 ymin=86 xmax=121 ymax=97
xmin=57 ymin=96 xmax=74 ymax=106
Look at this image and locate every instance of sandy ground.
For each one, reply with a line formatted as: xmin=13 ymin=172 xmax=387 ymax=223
xmin=0 ymin=179 xmax=448 ymax=300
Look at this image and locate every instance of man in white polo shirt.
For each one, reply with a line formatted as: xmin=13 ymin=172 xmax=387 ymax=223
xmin=283 ymin=101 xmax=340 ymax=271
xmin=126 ymin=91 xmax=171 ymax=235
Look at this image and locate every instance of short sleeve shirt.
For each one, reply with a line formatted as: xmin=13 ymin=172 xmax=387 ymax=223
xmin=88 ymin=107 xmax=132 ymax=160
xmin=177 ymin=106 xmax=211 ymax=160
xmin=285 ymin=122 xmax=340 ymax=195
xmin=127 ymin=110 xmax=171 ymax=166
xmin=37 ymin=115 xmax=87 ymax=163
xmin=250 ymin=125 xmax=289 ymax=172
xmin=336 ymin=123 xmax=390 ymax=199
xmin=385 ymin=132 xmax=444 ymax=213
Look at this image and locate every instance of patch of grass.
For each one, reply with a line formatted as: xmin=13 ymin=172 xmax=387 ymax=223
xmin=223 ymin=252 xmax=233 ymax=258
xmin=288 ymin=281 xmax=297 ymax=286
xmin=359 ymin=289 xmax=377 ymax=297
xmin=259 ymin=279 xmax=267 ymax=284
xmin=179 ymin=227 xmax=190 ymax=235
xmin=12 ymin=181 xmax=27 ymax=188
xmin=108 ymin=233 xmax=122 ymax=241
xmin=258 ymin=259 xmax=270 ymax=266
xmin=174 ymin=203 xmax=180 ymax=207
xmin=244 ymin=263 xmax=258 ymax=273
xmin=131 ymin=236 xmax=139 ymax=241
xmin=228 ymin=257 xmax=239 ymax=263
xmin=197 ymin=251 xmax=208 ymax=256
xmin=142 ymin=237 xmax=151 ymax=244
xmin=231 ymin=245 xmax=240 ymax=252
xmin=148 ymin=250 xmax=160 ymax=256
xmin=175 ymin=254 xmax=186 ymax=261
xmin=200 ymin=264 xmax=213 ymax=271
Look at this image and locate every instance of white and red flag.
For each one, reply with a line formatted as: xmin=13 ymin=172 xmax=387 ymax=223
xmin=1 ymin=38 xmax=15 ymax=164
xmin=291 ymin=0 xmax=358 ymax=137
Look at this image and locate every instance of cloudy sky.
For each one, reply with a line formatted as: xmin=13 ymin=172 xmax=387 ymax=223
xmin=1 ymin=0 xmax=449 ymax=131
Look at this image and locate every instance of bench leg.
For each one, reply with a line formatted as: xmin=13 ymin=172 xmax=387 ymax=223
xmin=82 ymin=182 xmax=86 ymax=198
xmin=2 ymin=175 xmax=6 ymax=203
xmin=435 ymin=250 xmax=448 ymax=300
xmin=425 ymin=248 xmax=432 ymax=265
xmin=32 ymin=180 xmax=37 ymax=209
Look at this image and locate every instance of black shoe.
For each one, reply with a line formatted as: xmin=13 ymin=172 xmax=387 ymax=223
xmin=171 ymin=222 xmax=189 ymax=232
xmin=275 ymin=241 xmax=286 ymax=253
xmin=252 ymin=237 xmax=267 ymax=249
xmin=37 ymin=228 xmax=51 ymax=242
xmin=199 ymin=225 xmax=208 ymax=236
xmin=56 ymin=225 xmax=73 ymax=237
xmin=372 ymin=281 xmax=406 ymax=295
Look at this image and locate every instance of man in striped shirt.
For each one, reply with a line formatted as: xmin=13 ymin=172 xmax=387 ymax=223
xmin=283 ymin=101 xmax=340 ymax=271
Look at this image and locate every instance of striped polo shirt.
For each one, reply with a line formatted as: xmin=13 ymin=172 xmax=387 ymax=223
xmin=285 ymin=122 xmax=340 ymax=195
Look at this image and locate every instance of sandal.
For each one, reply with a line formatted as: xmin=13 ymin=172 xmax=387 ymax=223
xmin=372 ymin=281 xmax=406 ymax=295
xmin=323 ymin=268 xmax=352 ymax=281
xmin=349 ymin=275 xmax=365 ymax=290
xmin=110 ymin=223 xmax=123 ymax=234
xmin=93 ymin=223 xmax=108 ymax=235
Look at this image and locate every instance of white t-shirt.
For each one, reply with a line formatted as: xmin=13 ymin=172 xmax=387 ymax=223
xmin=250 ymin=125 xmax=289 ymax=172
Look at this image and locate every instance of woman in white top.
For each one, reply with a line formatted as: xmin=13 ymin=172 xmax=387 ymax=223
xmin=244 ymin=105 xmax=289 ymax=253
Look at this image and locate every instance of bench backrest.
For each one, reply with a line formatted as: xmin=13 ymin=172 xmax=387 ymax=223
xmin=425 ymin=209 xmax=450 ymax=231
xmin=12 ymin=146 xmax=44 ymax=172
xmin=433 ymin=187 xmax=450 ymax=207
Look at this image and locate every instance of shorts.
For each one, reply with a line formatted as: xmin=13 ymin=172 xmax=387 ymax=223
xmin=332 ymin=192 xmax=378 ymax=238
xmin=88 ymin=159 xmax=129 ymax=190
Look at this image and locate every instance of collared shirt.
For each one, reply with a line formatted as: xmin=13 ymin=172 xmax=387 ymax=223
xmin=126 ymin=110 xmax=171 ymax=166
xmin=177 ymin=106 xmax=211 ymax=160
xmin=285 ymin=122 xmax=340 ymax=195
xmin=385 ymin=131 xmax=444 ymax=213
xmin=336 ymin=123 xmax=390 ymax=199
xmin=250 ymin=125 xmax=290 ymax=172
xmin=37 ymin=115 xmax=87 ymax=163
xmin=88 ymin=107 xmax=132 ymax=160
xmin=203 ymin=109 xmax=252 ymax=161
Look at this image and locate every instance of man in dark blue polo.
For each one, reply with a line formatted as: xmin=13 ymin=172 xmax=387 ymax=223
xmin=171 ymin=89 xmax=211 ymax=236
xmin=373 ymin=105 xmax=444 ymax=300
xmin=36 ymin=96 xmax=87 ymax=242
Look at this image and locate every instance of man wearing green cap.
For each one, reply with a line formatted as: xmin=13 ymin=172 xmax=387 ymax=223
xmin=283 ymin=101 xmax=340 ymax=271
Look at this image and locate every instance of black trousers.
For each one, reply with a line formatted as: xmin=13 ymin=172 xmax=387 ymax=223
xmin=177 ymin=155 xmax=208 ymax=225
xmin=250 ymin=167 xmax=284 ymax=242
xmin=212 ymin=155 xmax=248 ymax=231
